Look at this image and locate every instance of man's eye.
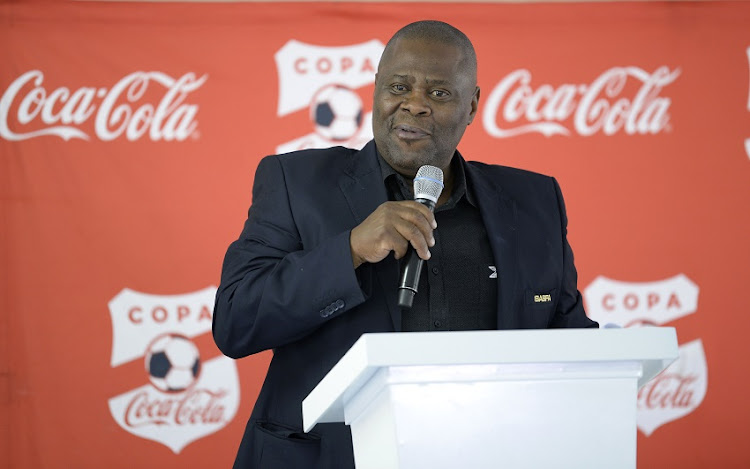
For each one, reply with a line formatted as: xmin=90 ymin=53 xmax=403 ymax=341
xmin=431 ymin=90 xmax=450 ymax=98
xmin=391 ymin=84 xmax=407 ymax=92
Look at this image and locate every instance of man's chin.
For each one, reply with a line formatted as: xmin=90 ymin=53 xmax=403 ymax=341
xmin=389 ymin=154 xmax=432 ymax=176
xmin=377 ymin=139 xmax=440 ymax=174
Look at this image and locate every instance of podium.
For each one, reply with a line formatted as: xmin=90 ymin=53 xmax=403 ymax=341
xmin=302 ymin=328 xmax=678 ymax=469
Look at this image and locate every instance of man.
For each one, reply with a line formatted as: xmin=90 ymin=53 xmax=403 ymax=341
xmin=213 ymin=20 xmax=597 ymax=469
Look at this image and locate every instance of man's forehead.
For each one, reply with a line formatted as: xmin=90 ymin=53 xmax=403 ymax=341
xmin=380 ymin=37 xmax=462 ymax=63
xmin=384 ymin=73 xmax=455 ymax=86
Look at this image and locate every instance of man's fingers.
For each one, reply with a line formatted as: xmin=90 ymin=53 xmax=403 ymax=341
xmin=393 ymin=221 xmax=432 ymax=260
xmin=401 ymin=201 xmax=437 ymax=230
xmin=388 ymin=202 xmax=435 ymax=261
xmin=396 ymin=203 xmax=435 ymax=244
xmin=410 ymin=239 xmax=432 ymax=260
xmin=349 ymin=200 xmax=437 ymax=267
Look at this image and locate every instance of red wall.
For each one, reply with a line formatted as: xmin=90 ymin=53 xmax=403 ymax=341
xmin=2 ymin=2 xmax=749 ymax=467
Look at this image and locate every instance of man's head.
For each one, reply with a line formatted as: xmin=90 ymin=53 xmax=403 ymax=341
xmin=373 ymin=20 xmax=480 ymax=178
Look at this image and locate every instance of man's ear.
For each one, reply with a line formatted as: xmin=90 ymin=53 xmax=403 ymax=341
xmin=468 ymin=86 xmax=480 ymax=124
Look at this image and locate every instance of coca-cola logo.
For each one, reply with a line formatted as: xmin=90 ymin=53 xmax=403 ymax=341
xmin=0 ymin=70 xmax=207 ymax=142
xmin=482 ymin=66 xmax=680 ymax=138
xmin=124 ymin=389 xmax=227 ymax=428
xmin=107 ymin=287 xmax=240 ymax=453
xmin=639 ymin=371 xmax=697 ymax=411
xmin=636 ymin=339 xmax=707 ymax=436
xmin=583 ymin=275 xmax=707 ymax=436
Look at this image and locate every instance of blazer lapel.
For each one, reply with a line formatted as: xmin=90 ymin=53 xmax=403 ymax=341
xmin=338 ymin=141 xmax=401 ymax=331
xmin=465 ymin=163 xmax=521 ymax=330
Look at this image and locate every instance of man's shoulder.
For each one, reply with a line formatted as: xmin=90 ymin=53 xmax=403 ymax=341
xmin=260 ymin=145 xmax=369 ymax=177
xmin=466 ymin=160 xmax=553 ymax=185
xmin=464 ymin=159 xmax=562 ymax=205
xmin=275 ymin=145 xmax=359 ymax=163
xmin=264 ymin=146 xmax=361 ymax=170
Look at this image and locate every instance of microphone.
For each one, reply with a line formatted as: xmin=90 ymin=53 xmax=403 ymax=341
xmin=398 ymin=165 xmax=444 ymax=309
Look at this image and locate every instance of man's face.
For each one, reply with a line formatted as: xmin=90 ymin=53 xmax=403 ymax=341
xmin=372 ymin=37 xmax=479 ymax=177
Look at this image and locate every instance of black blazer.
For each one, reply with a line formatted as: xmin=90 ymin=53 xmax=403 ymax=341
xmin=213 ymin=140 xmax=597 ymax=469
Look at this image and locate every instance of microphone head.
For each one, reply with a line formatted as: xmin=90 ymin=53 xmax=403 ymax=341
xmin=413 ymin=165 xmax=444 ymax=204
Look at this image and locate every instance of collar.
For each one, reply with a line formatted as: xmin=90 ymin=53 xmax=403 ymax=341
xmin=375 ymin=148 xmax=477 ymax=208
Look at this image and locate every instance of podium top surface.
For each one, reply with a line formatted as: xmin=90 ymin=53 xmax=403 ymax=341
xmin=302 ymin=328 xmax=678 ymax=432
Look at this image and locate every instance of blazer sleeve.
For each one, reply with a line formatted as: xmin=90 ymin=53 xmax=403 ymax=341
xmin=548 ymin=177 xmax=598 ymax=329
xmin=212 ymin=154 xmax=368 ymax=358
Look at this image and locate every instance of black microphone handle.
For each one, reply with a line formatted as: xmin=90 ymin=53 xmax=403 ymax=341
xmin=397 ymin=249 xmax=423 ymax=308
xmin=398 ymin=197 xmax=436 ymax=309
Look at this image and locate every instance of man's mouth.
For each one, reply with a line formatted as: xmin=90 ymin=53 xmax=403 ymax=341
xmin=393 ymin=124 xmax=430 ymax=140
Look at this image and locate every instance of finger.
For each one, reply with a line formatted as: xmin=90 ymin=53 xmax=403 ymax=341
xmin=395 ymin=204 xmax=435 ymax=248
xmin=393 ymin=222 xmax=432 ymax=260
xmin=401 ymin=201 xmax=437 ymax=229
xmin=410 ymin=238 xmax=431 ymax=260
xmin=387 ymin=227 xmax=412 ymax=260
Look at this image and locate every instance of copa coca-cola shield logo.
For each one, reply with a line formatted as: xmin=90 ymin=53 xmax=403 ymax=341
xmin=482 ymin=66 xmax=680 ymax=138
xmin=107 ymin=287 xmax=239 ymax=453
xmin=584 ymin=274 xmax=698 ymax=327
xmin=636 ymin=338 xmax=707 ymax=436
xmin=274 ymin=39 xmax=384 ymax=153
xmin=0 ymin=70 xmax=206 ymax=142
xmin=584 ymin=274 xmax=706 ymax=436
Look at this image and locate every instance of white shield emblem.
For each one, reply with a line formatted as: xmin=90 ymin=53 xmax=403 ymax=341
xmin=274 ymin=39 xmax=384 ymax=152
xmin=636 ymin=339 xmax=708 ymax=436
xmin=275 ymin=39 xmax=383 ymax=116
xmin=107 ymin=287 xmax=240 ymax=453
xmin=583 ymin=274 xmax=699 ymax=327
xmin=583 ymin=274 xmax=706 ymax=435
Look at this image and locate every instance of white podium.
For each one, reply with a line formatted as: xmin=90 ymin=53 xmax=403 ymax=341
xmin=302 ymin=328 xmax=678 ymax=469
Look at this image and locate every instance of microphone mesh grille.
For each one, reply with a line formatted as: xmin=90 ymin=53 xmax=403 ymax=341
xmin=413 ymin=165 xmax=444 ymax=203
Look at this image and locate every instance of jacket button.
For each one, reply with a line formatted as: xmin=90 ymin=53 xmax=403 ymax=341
xmin=335 ymin=299 xmax=344 ymax=309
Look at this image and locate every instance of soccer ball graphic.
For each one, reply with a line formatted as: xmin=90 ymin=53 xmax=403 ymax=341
xmin=310 ymin=84 xmax=364 ymax=142
xmin=144 ymin=333 xmax=201 ymax=393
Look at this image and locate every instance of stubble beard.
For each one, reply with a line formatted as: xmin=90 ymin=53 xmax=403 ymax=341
xmin=377 ymin=119 xmax=450 ymax=177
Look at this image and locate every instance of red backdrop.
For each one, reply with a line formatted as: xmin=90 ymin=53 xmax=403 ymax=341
xmin=2 ymin=1 xmax=750 ymax=468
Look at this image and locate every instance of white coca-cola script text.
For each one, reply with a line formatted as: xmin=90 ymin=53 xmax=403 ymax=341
xmin=482 ymin=66 xmax=680 ymax=138
xmin=0 ymin=70 xmax=207 ymax=142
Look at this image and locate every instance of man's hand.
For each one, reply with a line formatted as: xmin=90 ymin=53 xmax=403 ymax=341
xmin=350 ymin=201 xmax=437 ymax=269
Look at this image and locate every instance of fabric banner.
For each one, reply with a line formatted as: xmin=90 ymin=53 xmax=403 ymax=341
xmin=2 ymin=1 xmax=749 ymax=467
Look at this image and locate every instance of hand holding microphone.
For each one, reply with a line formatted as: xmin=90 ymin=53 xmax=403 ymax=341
xmin=349 ymin=165 xmax=444 ymax=307
xmin=397 ymin=165 xmax=444 ymax=308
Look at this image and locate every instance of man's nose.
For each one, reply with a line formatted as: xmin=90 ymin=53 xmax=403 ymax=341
xmin=400 ymin=92 xmax=431 ymax=116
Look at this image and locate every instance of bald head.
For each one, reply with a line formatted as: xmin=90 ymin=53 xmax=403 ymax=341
xmin=381 ymin=20 xmax=477 ymax=85
xmin=372 ymin=20 xmax=481 ymax=179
